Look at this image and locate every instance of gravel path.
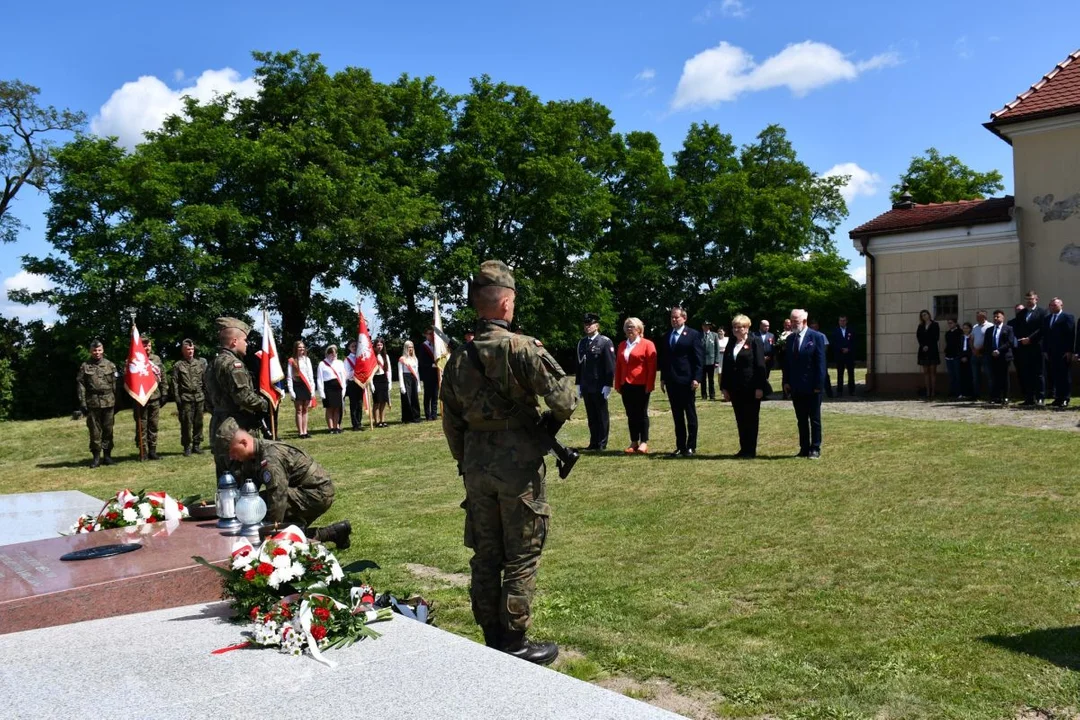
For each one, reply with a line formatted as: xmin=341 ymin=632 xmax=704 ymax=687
xmin=782 ymin=396 xmax=1080 ymax=432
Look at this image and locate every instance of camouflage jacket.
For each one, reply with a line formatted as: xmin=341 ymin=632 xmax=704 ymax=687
xmin=76 ymin=358 xmax=119 ymax=409
xmin=171 ymin=357 xmax=207 ymax=402
xmin=146 ymin=353 xmax=168 ymax=402
xmin=235 ymin=439 xmax=334 ymax=525
xmin=440 ymin=319 xmax=577 ymax=472
xmin=211 ymin=347 xmax=266 ymax=425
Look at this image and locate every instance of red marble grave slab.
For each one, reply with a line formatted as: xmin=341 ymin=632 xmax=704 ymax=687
xmin=0 ymin=521 xmax=236 ymax=635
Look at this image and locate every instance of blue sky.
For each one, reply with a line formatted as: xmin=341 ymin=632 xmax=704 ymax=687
xmin=3 ymin=0 xmax=1078 ymax=327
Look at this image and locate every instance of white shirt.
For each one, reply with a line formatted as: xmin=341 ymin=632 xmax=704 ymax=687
xmin=971 ymin=320 xmax=993 ymax=349
xmin=732 ymin=339 xmax=746 ymax=356
xmin=623 ymin=336 xmax=640 ymax=362
xmin=398 ymin=355 xmax=418 ymax=392
xmin=316 ymin=358 xmax=347 ymax=399
xmin=795 ymin=327 xmax=807 ymax=350
xmin=286 ymin=355 xmax=314 ymax=398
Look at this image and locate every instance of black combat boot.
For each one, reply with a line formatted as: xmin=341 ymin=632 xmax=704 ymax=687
xmin=183 ymin=446 xmax=192 ymax=457
xmin=499 ymin=630 xmax=559 ymax=665
xmin=148 ymin=447 xmax=160 ymax=460
xmin=90 ymin=452 xmax=101 ymax=469
xmin=321 ymin=520 xmax=352 ymax=549
xmin=481 ymin=626 xmax=502 ymax=649
xmin=191 ymin=444 xmax=203 ymax=454
xmin=102 ymin=450 xmax=114 ymax=466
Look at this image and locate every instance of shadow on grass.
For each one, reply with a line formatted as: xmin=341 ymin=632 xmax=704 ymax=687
xmin=982 ymin=626 xmax=1080 ymax=671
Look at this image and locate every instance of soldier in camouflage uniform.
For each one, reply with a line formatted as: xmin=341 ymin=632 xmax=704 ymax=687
xmin=210 ymin=317 xmax=268 ymax=477
xmin=215 ymin=417 xmax=352 ymax=548
xmin=77 ymin=340 xmax=119 ymax=468
xmin=132 ymin=337 xmax=169 ymax=461
xmin=440 ymin=260 xmax=577 ymax=666
xmin=172 ymin=338 xmax=207 ymax=456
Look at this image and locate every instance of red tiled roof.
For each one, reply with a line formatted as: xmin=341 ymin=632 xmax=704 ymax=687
xmin=849 ymin=196 xmax=1014 ymax=240
xmin=989 ymin=49 xmax=1080 ymax=125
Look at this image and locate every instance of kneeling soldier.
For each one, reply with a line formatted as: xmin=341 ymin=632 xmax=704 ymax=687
xmin=215 ymin=418 xmax=352 ymax=548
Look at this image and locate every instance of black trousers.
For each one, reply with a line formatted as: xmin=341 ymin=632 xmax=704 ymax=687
xmin=667 ymin=382 xmax=698 ymax=451
xmin=1047 ymin=353 xmax=1072 ymax=403
xmin=730 ymin=391 xmax=761 ymax=456
xmin=583 ymin=390 xmax=609 ymax=448
xmin=791 ymin=392 xmax=822 ymax=454
xmin=700 ymin=366 xmax=717 ymax=400
xmin=1018 ymin=346 xmax=1045 ymax=401
xmin=835 ymin=356 xmax=855 ymax=394
xmin=345 ymin=382 xmax=364 ymax=428
xmin=620 ymin=384 xmax=650 ymax=443
xmin=989 ymin=356 xmax=1011 ymax=402
xmin=401 ymin=375 xmax=422 ymax=422
xmin=422 ymin=374 xmax=439 ymax=419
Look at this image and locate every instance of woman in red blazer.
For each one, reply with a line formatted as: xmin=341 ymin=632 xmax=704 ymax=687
xmin=615 ymin=316 xmax=657 ymax=454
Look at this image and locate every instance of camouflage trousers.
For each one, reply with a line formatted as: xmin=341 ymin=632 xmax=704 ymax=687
xmin=133 ymin=401 xmax=160 ymax=455
xmin=177 ymin=400 xmax=204 ymax=449
xmin=461 ymin=461 xmax=550 ymax=633
xmin=267 ymin=484 xmax=334 ymax=528
xmin=85 ymin=407 xmax=115 ymax=454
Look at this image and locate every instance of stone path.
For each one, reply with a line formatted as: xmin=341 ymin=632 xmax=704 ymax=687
xmin=794 ymin=396 xmax=1080 ymax=432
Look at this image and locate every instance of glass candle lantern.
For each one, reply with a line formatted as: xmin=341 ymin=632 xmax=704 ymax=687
xmin=235 ymin=479 xmax=267 ymax=539
xmin=215 ymin=472 xmax=241 ymax=531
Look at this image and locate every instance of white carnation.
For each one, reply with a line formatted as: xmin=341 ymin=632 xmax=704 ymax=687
xmin=272 ymin=553 xmax=292 ymax=570
xmin=329 ymin=561 xmax=344 ymax=581
xmin=122 ymin=507 xmax=138 ymax=523
xmin=290 ymin=562 xmax=305 ymax=579
xmin=138 ymin=502 xmax=152 ymax=519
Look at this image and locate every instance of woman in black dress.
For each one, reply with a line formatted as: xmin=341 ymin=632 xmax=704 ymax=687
xmin=371 ymin=338 xmax=392 ymax=428
xmin=720 ymin=314 xmax=768 ymax=458
xmin=916 ymin=309 xmax=940 ymax=401
xmin=398 ymin=341 xmax=422 ymax=423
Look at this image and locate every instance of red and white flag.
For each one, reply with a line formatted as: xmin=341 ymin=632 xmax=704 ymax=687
xmin=257 ymin=310 xmax=285 ymax=409
xmin=433 ymin=293 xmax=450 ymax=371
xmin=352 ymin=306 xmax=377 ymax=385
xmin=124 ymin=321 xmax=158 ymax=407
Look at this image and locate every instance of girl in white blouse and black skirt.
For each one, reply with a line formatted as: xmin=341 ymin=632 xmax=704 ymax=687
xmin=317 ymin=345 xmax=347 ymax=434
xmin=398 ymin=341 xmax=422 ymax=424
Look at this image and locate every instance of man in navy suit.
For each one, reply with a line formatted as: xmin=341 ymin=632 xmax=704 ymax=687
xmin=1041 ymin=296 xmax=1075 ymax=408
xmin=987 ymin=309 xmax=1015 ymax=405
xmin=831 ymin=315 xmax=856 ymax=396
xmin=782 ymin=308 xmax=827 ymax=459
xmin=660 ymin=306 xmax=704 ymax=456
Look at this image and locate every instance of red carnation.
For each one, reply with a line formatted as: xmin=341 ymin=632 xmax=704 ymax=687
xmin=177 ymin=503 xmax=185 ymax=511
xmin=310 ymin=625 xmax=327 ymax=641
xmin=313 ymin=607 xmax=330 ymax=621
xmin=257 ymin=562 xmax=273 ymax=576
xmin=272 ymin=547 xmax=288 ymax=557
xmin=146 ymin=516 xmax=157 ymax=524
xmin=311 ymin=563 xmax=323 ymax=572
xmin=106 ymin=512 xmax=118 ymax=521
xmin=243 ymin=569 xmax=256 ymax=581
xmin=250 ymin=606 xmax=260 ymax=620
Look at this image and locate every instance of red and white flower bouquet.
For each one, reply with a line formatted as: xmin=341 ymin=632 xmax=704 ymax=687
xmin=71 ymin=489 xmax=189 ymax=533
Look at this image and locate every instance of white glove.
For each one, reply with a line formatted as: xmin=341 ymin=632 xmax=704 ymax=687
xmin=289 ymin=392 xmax=296 ymax=400
xmin=400 ymin=386 xmax=407 ymax=395
xmin=601 ymin=386 xmax=611 ymax=399
xmin=576 ymin=385 xmax=582 ymax=397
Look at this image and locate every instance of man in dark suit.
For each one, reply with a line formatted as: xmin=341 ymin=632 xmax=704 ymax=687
xmin=1014 ymin=290 xmax=1048 ymax=406
xmin=418 ymin=327 xmax=440 ymax=420
xmin=987 ymin=309 xmax=1015 ymax=405
xmin=577 ymin=312 xmax=616 ymax=450
xmin=831 ymin=315 xmax=856 ymax=396
xmin=660 ymin=306 xmax=704 ymax=457
xmin=755 ymin=320 xmax=776 ymax=381
xmin=782 ymin=308 xmax=827 ymax=459
xmin=1041 ymin=296 xmax=1075 ymax=408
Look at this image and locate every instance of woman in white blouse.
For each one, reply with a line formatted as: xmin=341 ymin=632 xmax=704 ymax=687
xmin=371 ymin=338 xmax=393 ymax=428
xmin=286 ymin=340 xmax=315 ymax=439
xmin=398 ymin=341 xmax=422 ymax=423
xmin=317 ymin=345 xmax=347 ymax=434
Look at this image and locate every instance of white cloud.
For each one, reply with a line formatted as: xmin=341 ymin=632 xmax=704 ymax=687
xmin=672 ymin=40 xmax=900 ymax=110
xmin=822 ymin=162 xmax=883 ymax=204
xmin=695 ymin=0 xmax=749 ymax=22
xmin=4 ymin=270 xmax=53 ymax=296
xmin=91 ymin=68 xmax=259 ymax=149
xmin=954 ymin=36 xmax=971 ymax=60
xmin=721 ymin=0 xmax=748 ymax=18
xmin=2 ymin=272 xmax=55 ymax=323
xmin=849 ymin=264 xmax=867 ymax=285
xmin=636 ymin=68 xmax=656 ymax=81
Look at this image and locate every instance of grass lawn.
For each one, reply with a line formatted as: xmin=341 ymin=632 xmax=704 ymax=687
xmin=2 ymin=392 xmax=1079 ymax=719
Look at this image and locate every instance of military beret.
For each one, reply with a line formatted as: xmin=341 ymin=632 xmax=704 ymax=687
xmin=216 ymin=317 xmax=251 ymax=335
xmin=583 ymin=312 xmax=600 ymax=325
xmin=471 ymin=260 xmax=516 ymax=292
xmin=214 ymin=417 xmax=241 ymax=455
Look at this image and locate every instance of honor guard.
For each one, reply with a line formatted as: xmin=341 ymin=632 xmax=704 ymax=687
xmin=77 ymin=340 xmax=119 ymax=468
xmin=576 ymin=312 xmax=615 ymax=451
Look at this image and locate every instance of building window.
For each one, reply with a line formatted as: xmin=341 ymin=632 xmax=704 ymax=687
xmin=933 ymin=294 xmax=959 ymax=322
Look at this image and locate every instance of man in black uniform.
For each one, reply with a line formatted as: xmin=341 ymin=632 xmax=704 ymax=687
xmin=576 ymin=312 xmax=615 ymax=451
xmin=1014 ymin=290 xmax=1047 ymax=406
xmin=418 ymin=327 xmax=440 ymax=420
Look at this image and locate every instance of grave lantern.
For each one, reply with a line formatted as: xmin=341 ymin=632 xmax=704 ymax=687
xmin=235 ymin=479 xmax=267 ymax=539
xmin=215 ymin=472 xmax=241 ymax=531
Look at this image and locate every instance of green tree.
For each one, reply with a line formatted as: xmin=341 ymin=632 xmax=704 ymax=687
xmin=1 ymin=80 xmax=86 ymax=243
xmin=891 ymin=147 xmax=1005 ymax=204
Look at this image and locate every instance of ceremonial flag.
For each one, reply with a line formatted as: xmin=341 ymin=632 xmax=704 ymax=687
xmin=433 ymin=293 xmax=450 ymax=371
xmin=124 ymin=321 xmax=158 ymax=407
xmin=257 ymin=310 xmax=285 ymax=409
xmin=352 ymin=306 xmax=378 ymax=385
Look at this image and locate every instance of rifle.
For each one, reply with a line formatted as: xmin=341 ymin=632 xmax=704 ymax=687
xmin=463 ymin=341 xmax=579 ymax=479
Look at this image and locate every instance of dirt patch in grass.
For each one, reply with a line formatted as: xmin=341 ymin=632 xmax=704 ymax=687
xmin=404 ymin=562 xmax=470 ymax=587
xmin=1014 ymin=707 xmax=1079 ymax=720
xmin=598 ymin=676 xmax=724 ymax=720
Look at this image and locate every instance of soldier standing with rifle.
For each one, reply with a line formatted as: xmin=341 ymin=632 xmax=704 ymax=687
xmin=209 ymin=317 xmax=269 ymax=477
xmin=440 ymin=260 xmax=577 ymax=666
xmin=77 ymin=339 xmax=119 ymax=468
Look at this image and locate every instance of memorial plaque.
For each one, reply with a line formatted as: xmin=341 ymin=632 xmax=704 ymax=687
xmin=0 ymin=491 xmax=104 ymax=547
xmin=0 ymin=521 xmax=236 ymax=635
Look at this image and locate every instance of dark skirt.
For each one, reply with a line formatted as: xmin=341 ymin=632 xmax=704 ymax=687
xmin=323 ymin=379 xmax=343 ymax=409
xmin=917 ymin=346 xmax=940 ymax=367
xmin=294 ymin=380 xmax=312 ymax=404
xmin=373 ymin=374 xmax=390 ymax=404
xmin=401 ymin=375 xmax=421 ymax=422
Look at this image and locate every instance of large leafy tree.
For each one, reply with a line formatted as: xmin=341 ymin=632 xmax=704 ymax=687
xmin=891 ymin=147 xmax=1005 ymax=204
xmin=0 ymin=80 xmax=85 ymax=243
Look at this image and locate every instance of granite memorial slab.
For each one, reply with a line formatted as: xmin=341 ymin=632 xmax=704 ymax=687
xmin=0 ymin=491 xmax=105 ymax=546
xmin=0 ymin=521 xmax=236 ymax=635
xmin=0 ymin=600 xmax=681 ymax=720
